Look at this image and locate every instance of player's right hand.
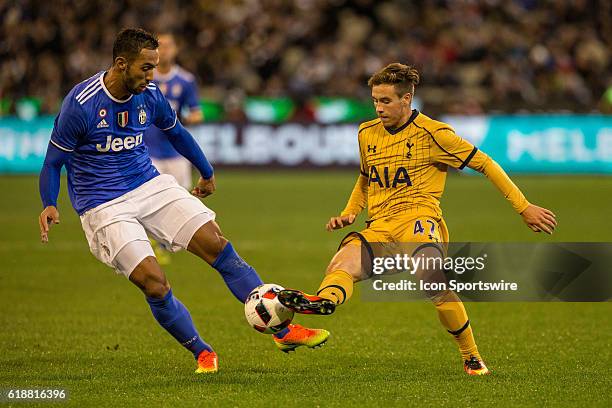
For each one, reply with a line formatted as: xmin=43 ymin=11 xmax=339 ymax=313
xmin=39 ymin=206 xmax=60 ymax=243
xmin=192 ymin=175 xmax=216 ymax=198
xmin=326 ymin=214 xmax=356 ymax=232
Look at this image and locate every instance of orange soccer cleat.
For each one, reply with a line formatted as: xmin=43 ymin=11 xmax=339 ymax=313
xmin=195 ymin=350 xmax=218 ymax=374
xmin=273 ymin=324 xmax=330 ymax=353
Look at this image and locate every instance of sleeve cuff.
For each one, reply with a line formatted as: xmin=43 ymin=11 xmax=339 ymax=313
xmin=517 ymin=201 xmax=531 ymax=214
xmin=161 ymin=112 xmax=178 ymax=131
xmin=50 ymin=139 xmax=74 ymax=152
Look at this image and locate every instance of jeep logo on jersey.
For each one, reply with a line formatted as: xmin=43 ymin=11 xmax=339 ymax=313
xmin=96 ymin=134 xmax=143 ymax=152
xmin=117 ymin=111 xmax=128 ymax=127
xmin=138 ymin=108 xmax=146 ymax=125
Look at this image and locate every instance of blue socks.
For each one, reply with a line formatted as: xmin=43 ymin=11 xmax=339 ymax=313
xmin=212 ymin=242 xmax=290 ymax=339
xmin=212 ymin=242 xmax=264 ymax=302
xmin=147 ymin=289 xmax=212 ymax=359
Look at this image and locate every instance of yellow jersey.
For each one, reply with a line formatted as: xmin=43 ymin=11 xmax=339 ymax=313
xmin=341 ymin=110 xmax=529 ymax=221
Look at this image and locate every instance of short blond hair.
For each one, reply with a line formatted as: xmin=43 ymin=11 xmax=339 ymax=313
xmin=367 ymin=63 xmax=420 ymax=97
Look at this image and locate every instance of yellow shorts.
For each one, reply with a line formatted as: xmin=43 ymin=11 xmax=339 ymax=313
xmin=340 ymin=214 xmax=449 ymax=247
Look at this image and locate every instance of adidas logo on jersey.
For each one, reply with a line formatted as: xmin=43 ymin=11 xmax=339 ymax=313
xmin=97 ymin=119 xmax=109 ymax=128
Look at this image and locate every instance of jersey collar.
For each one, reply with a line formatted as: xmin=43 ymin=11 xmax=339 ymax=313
xmin=100 ymin=72 xmax=133 ymax=103
xmin=384 ymin=109 xmax=419 ymax=135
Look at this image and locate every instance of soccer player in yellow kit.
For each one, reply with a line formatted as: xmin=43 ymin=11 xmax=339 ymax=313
xmin=279 ymin=63 xmax=557 ymax=375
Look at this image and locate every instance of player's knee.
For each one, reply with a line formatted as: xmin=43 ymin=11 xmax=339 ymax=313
xmin=326 ymin=244 xmax=363 ymax=281
xmin=199 ymin=230 xmax=228 ymax=262
xmin=130 ymin=257 xmax=171 ymax=298
xmin=210 ymin=234 xmax=229 ymax=259
xmin=413 ymin=247 xmax=447 ymax=299
xmin=145 ymin=280 xmax=171 ymax=299
xmin=188 ymin=221 xmax=229 ymax=263
xmin=326 ymin=255 xmax=361 ymax=282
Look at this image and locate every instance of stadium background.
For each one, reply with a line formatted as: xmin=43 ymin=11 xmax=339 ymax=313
xmin=1 ymin=1 xmax=611 ymax=407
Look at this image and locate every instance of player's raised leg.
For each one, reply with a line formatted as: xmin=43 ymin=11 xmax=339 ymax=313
xmin=279 ymin=242 xmax=362 ymax=315
xmin=279 ymin=214 xmax=369 ymax=314
xmin=184 ymin=219 xmax=330 ymax=351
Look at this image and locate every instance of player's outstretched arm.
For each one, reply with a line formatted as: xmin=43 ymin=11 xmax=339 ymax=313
xmin=38 ymin=143 xmax=70 ymax=243
xmin=470 ymin=153 xmax=557 ymax=234
xmin=326 ymin=174 xmax=367 ymax=231
xmin=431 ymin=127 xmax=557 ymax=235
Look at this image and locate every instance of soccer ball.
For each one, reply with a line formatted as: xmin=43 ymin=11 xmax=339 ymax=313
xmin=244 ymin=284 xmax=294 ymax=334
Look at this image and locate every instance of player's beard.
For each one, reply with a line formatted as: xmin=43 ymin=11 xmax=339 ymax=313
xmin=122 ymin=68 xmax=143 ymax=95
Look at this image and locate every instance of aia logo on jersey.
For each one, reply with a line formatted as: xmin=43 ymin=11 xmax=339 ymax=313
xmin=369 ymin=165 xmax=412 ymax=188
xmin=117 ymin=111 xmax=128 ymax=127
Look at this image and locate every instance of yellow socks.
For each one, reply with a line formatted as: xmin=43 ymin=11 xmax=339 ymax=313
xmin=317 ymin=270 xmax=354 ymax=305
xmin=432 ymin=290 xmax=481 ymax=361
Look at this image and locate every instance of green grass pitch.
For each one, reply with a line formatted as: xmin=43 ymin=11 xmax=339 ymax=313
xmin=0 ymin=171 xmax=610 ymax=407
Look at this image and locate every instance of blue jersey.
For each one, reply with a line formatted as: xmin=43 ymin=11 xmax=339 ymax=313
xmin=50 ymin=71 xmax=177 ymax=215
xmin=144 ymin=66 xmax=200 ymax=159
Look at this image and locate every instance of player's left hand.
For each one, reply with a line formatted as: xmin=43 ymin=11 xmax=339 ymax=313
xmin=521 ymin=204 xmax=557 ymax=234
xmin=192 ymin=175 xmax=216 ymax=198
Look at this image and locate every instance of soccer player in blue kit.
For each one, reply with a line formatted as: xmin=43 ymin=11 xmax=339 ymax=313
xmin=38 ymin=28 xmax=329 ymax=374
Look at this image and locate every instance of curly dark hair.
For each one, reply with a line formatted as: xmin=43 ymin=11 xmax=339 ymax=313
xmin=112 ymin=28 xmax=159 ymax=63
